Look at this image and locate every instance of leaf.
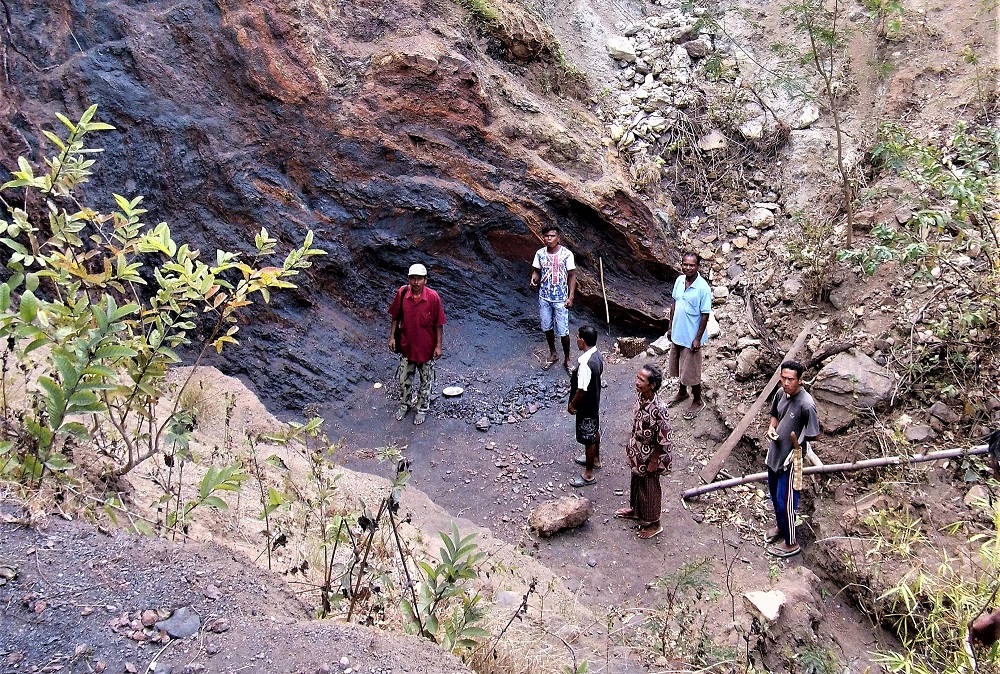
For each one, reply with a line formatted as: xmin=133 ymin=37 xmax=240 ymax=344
xmin=43 ymin=454 xmax=74 ymax=472
xmin=202 ymin=495 xmax=229 ymax=511
xmin=18 ymin=290 xmax=38 ymax=323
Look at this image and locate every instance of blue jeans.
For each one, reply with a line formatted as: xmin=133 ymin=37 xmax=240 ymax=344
xmin=539 ymin=297 xmax=569 ymax=337
xmin=768 ymin=466 xmax=799 ymax=546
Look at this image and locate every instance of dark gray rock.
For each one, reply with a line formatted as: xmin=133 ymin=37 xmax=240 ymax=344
xmin=812 ymin=352 xmax=895 ymax=432
xmin=155 ymin=606 xmax=201 ymax=639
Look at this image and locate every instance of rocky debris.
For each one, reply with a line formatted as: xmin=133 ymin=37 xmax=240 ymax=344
xmin=648 ymin=334 xmax=673 ymax=356
xmin=904 ymin=424 xmax=936 ymax=442
xmin=735 ymin=346 xmax=761 ymax=381
xmin=811 ymin=352 xmax=895 ymax=432
xmin=697 ymin=130 xmax=728 ymax=152
xmin=528 ymin=497 xmax=593 ymax=537
xmin=965 ymin=485 xmax=991 ymax=508
xmin=155 ymin=606 xmax=201 ymax=639
xmin=476 ymin=417 xmax=491 ymax=431
xmin=928 ymin=401 xmax=960 ymax=424
xmin=743 ymin=590 xmax=785 ymax=622
xmin=793 ymin=103 xmax=820 ymax=129
xmin=607 ymin=36 xmax=637 ymax=62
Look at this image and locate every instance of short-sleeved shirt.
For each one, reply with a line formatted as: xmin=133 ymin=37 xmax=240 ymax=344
xmin=765 ymin=388 xmax=820 ymax=471
xmin=670 ymin=274 xmax=712 ymax=348
xmin=532 ymin=246 xmax=576 ymax=303
xmin=570 ymin=347 xmax=603 ymax=417
xmin=388 ymin=286 xmax=446 ymax=365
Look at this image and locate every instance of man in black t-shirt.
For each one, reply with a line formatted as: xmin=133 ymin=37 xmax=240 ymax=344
xmin=764 ymin=360 xmax=820 ymax=558
xmin=568 ymin=325 xmax=603 ymax=487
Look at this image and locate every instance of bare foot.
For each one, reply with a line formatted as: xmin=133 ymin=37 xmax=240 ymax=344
xmin=666 ymin=394 xmax=689 ymax=408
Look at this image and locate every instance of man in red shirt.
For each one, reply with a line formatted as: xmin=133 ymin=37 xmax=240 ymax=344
xmin=388 ymin=264 xmax=446 ymax=425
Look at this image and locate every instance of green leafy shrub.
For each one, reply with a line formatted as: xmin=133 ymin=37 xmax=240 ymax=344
xmin=0 ymin=105 xmax=324 ymax=487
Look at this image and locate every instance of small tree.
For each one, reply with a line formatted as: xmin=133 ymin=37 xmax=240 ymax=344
xmin=780 ymin=0 xmax=855 ymax=247
xmin=0 ymin=105 xmax=325 ymax=486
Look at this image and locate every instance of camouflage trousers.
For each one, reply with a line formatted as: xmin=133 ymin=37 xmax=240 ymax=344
xmin=396 ymin=356 xmax=435 ymax=414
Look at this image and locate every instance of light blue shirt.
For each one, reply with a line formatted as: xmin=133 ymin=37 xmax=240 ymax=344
xmin=671 ymin=274 xmax=712 ymax=347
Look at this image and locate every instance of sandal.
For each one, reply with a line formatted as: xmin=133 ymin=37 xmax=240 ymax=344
xmin=569 ymin=475 xmax=597 ymax=487
xmin=682 ymin=402 xmax=707 ymax=420
xmin=638 ymin=526 xmax=663 ymax=539
xmin=394 ymin=405 xmax=409 ymax=421
xmin=414 ymin=412 xmax=427 ymax=426
xmin=541 ymin=357 xmax=559 ymax=371
xmin=615 ymin=508 xmax=638 ymax=520
xmin=766 ymin=543 xmax=801 ymax=558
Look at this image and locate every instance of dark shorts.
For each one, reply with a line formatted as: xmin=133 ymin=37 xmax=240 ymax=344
xmin=576 ymin=416 xmax=600 ymax=445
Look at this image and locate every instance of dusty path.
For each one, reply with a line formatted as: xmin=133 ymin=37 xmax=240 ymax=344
xmin=322 ymin=312 xmax=892 ymax=670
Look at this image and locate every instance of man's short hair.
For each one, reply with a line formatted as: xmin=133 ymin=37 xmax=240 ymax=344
xmin=780 ymin=360 xmax=805 ymax=379
xmin=579 ymin=325 xmax=598 ymax=347
xmin=642 ymin=363 xmax=663 ymax=392
xmin=682 ymin=252 xmax=700 ymax=266
xmin=542 ymin=225 xmax=560 ymax=235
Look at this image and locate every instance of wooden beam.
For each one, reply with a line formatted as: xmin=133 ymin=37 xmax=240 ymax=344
xmin=683 ymin=444 xmax=989 ymax=500
xmin=699 ymin=322 xmax=813 ymax=484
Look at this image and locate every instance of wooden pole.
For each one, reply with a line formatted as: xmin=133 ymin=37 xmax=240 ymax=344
xmin=599 ymin=257 xmax=610 ymax=333
xmin=699 ymin=322 xmax=813 ymax=484
xmin=683 ymin=444 xmax=989 ymax=500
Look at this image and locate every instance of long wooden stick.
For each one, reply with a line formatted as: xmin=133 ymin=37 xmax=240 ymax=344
xmin=699 ymin=322 xmax=813 ymax=484
xmin=599 ymin=257 xmax=610 ymax=333
xmin=683 ymin=444 xmax=989 ymax=500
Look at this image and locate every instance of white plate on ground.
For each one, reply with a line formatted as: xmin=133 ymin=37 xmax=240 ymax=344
xmin=442 ymin=386 xmax=464 ymax=397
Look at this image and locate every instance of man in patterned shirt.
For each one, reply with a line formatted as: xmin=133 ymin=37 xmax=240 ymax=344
xmin=616 ymin=364 xmax=672 ymax=539
xmin=529 ymin=226 xmax=576 ymax=373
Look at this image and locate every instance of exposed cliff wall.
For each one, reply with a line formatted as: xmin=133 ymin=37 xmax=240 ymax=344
xmin=0 ymin=0 xmax=676 ymax=410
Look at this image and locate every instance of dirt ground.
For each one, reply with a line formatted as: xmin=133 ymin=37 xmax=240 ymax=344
xmin=326 ymin=311 xmax=892 ymax=671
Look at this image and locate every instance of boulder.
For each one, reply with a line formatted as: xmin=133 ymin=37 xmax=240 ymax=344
xmin=928 ymin=401 xmax=960 ymax=424
xmin=697 ymin=129 xmax=728 ymax=151
xmin=648 ymin=334 xmax=673 ymax=355
xmin=743 ymin=590 xmax=786 ymax=623
xmin=607 ymin=36 xmax=637 ymax=62
xmin=780 ymin=276 xmax=803 ymax=302
xmin=904 ymin=424 xmax=936 ymax=442
xmin=793 ymin=103 xmax=820 ymax=129
xmin=812 ymin=352 xmax=895 ymax=432
xmin=682 ymin=39 xmax=711 ymax=59
xmin=735 ymin=346 xmax=760 ymax=381
xmin=529 ymin=497 xmax=593 ymax=537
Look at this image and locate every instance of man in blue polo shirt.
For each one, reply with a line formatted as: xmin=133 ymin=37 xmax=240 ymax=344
xmin=666 ymin=252 xmax=711 ymax=420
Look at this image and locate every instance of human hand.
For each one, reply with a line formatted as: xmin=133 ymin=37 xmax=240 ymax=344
xmin=567 ymin=405 xmax=576 ymax=415
xmin=565 ymin=297 xmax=574 ymax=308
xmin=433 ymin=345 xmax=442 ymax=359
xmin=767 ymin=426 xmax=779 ymax=441
xmin=529 ymin=279 xmax=539 ymax=289
xmin=388 ymin=337 xmax=396 ymax=352
xmin=691 ymin=340 xmax=700 ymax=352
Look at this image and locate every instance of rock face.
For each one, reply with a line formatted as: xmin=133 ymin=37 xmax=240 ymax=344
xmin=0 ymin=0 xmax=678 ymax=412
xmin=811 ymin=352 xmax=896 ymax=432
xmin=529 ymin=497 xmax=593 ymax=537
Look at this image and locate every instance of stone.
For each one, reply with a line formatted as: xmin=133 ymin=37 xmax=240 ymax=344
xmin=739 ymin=116 xmax=765 ymax=140
xmin=713 ymin=286 xmax=730 ymax=299
xmin=894 ymin=207 xmax=912 ymax=224
xmin=697 ymin=129 xmax=728 ymax=151
xmin=154 ymin=607 xmax=200 ymax=639
xmin=793 ymin=103 xmax=820 ymax=129
xmin=928 ymin=401 xmax=960 ymax=424
xmin=682 ymin=39 xmax=711 ymax=58
xmin=528 ymin=497 xmax=593 ymax=537
xmin=743 ymin=590 xmax=786 ymax=623
xmin=965 ymin=485 xmax=991 ymax=508
xmin=399 ymin=52 xmax=439 ymax=75
xmin=648 ymin=334 xmax=673 ymax=355
xmin=607 ymin=36 xmax=637 ymax=62
xmin=904 ymin=424 xmax=936 ymax=442
xmin=475 ymin=417 xmax=490 ymax=432
xmin=735 ymin=346 xmax=760 ymax=381
xmin=781 ymin=276 xmax=803 ymax=302
xmin=733 ymin=236 xmax=749 ymax=249
xmin=749 ymin=207 xmax=775 ymax=229
xmin=812 ymin=352 xmax=896 ymax=432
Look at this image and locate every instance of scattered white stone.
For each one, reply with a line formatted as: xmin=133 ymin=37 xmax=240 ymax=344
xmin=697 ymin=129 xmax=728 ymax=151
xmin=607 ymin=36 xmax=637 ymax=62
xmin=749 ymin=207 xmax=775 ymax=229
xmin=743 ymin=590 xmax=786 ymax=623
xmin=739 ymin=116 xmax=765 ymax=140
xmin=794 ymin=103 xmax=820 ymax=129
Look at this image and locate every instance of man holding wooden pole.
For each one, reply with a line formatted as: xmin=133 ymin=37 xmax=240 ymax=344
xmin=764 ymin=360 xmax=820 ymax=558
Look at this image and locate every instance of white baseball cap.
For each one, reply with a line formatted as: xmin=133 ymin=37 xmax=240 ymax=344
xmin=408 ymin=263 xmax=428 ymax=277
